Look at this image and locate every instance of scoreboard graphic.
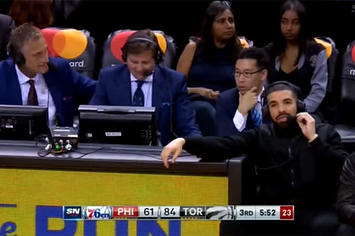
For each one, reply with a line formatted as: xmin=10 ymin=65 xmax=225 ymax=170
xmin=63 ymin=205 xmax=294 ymax=221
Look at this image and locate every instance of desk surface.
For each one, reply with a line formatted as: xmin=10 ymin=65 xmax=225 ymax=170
xmin=0 ymin=140 xmax=229 ymax=176
xmin=0 ymin=140 xmax=245 ymax=204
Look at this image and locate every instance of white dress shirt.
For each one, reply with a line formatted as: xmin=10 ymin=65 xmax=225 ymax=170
xmin=130 ymin=73 xmax=153 ymax=107
xmin=15 ymin=65 xmax=56 ymax=127
xmin=233 ymin=88 xmax=264 ymax=132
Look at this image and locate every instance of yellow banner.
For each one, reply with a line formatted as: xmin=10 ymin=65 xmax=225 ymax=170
xmin=0 ymin=168 xmax=228 ymax=235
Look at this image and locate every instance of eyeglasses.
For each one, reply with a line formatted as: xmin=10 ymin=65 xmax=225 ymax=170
xmin=235 ymin=68 xmax=264 ymax=79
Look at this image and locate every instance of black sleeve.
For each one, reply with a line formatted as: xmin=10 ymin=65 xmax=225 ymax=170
xmin=337 ymin=156 xmax=355 ymax=226
xmin=184 ymin=128 xmax=259 ymax=160
xmin=310 ymin=124 xmax=348 ymax=167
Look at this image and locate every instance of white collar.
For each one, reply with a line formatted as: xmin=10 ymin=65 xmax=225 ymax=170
xmin=130 ymin=72 xmax=153 ymax=83
xmin=15 ymin=65 xmax=40 ymax=85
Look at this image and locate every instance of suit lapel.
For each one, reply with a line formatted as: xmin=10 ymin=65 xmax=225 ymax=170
xmin=43 ymin=71 xmax=62 ymax=112
xmin=152 ymin=66 xmax=170 ymax=106
xmin=5 ymin=60 xmax=23 ymax=105
xmin=115 ymin=66 xmax=132 ymax=105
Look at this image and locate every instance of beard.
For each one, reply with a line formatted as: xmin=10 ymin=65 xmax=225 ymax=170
xmin=274 ymin=114 xmax=297 ymax=129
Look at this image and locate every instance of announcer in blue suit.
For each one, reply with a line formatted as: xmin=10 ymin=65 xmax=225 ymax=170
xmin=90 ymin=29 xmax=201 ymax=145
xmin=0 ymin=23 xmax=96 ymax=127
xmin=216 ymin=47 xmax=269 ymax=136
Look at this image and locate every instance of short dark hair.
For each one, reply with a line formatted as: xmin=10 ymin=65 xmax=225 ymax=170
xmin=237 ymin=47 xmax=270 ymax=71
xmin=121 ymin=29 xmax=162 ymax=62
xmin=265 ymin=81 xmax=302 ymax=100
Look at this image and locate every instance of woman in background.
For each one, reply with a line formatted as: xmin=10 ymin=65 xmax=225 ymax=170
xmin=265 ymin=0 xmax=327 ymax=121
xmin=177 ymin=1 xmax=245 ymax=136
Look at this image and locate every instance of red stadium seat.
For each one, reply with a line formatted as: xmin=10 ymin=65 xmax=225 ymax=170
xmin=41 ymin=27 xmax=96 ymax=78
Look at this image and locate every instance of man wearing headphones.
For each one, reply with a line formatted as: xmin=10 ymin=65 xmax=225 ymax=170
xmin=0 ymin=23 xmax=96 ymax=127
xmin=216 ymin=47 xmax=269 ymax=136
xmin=161 ymin=81 xmax=348 ymax=235
xmin=90 ymin=29 xmax=201 ymax=145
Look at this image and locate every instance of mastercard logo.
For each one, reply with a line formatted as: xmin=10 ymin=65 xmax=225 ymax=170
xmin=41 ymin=28 xmax=88 ymax=59
xmin=352 ymin=45 xmax=355 ymax=64
xmin=110 ymin=30 xmax=168 ymax=62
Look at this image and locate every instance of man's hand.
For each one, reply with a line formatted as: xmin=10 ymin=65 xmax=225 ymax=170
xmin=296 ymin=112 xmax=318 ymax=142
xmin=161 ymin=138 xmax=186 ymax=168
xmin=195 ymin=87 xmax=220 ymax=100
xmin=238 ymin=87 xmax=258 ymax=115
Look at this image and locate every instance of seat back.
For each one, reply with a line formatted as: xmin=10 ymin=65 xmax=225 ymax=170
xmin=314 ymin=37 xmax=340 ymax=123
xmin=314 ymin=37 xmax=339 ymax=94
xmin=41 ymin=27 xmax=96 ymax=78
xmin=339 ymin=40 xmax=355 ymax=125
xmin=341 ymin=40 xmax=355 ymax=103
xmin=101 ymin=29 xmax=176 ymax=69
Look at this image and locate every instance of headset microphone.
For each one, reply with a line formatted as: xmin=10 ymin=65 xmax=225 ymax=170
xmin=47 ymin=61 xmax=56 ymax=71
xmin=143 ymin=70 xmax=153 ymax=78
xmin=286 ymin=115 xmax=297 ymax=124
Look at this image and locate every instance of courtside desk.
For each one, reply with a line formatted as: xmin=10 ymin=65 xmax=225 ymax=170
xmin=0 ymin=140 xmax=245 ymax=236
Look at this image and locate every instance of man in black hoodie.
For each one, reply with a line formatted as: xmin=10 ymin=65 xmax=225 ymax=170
xmin=162 ymin=81 xmax=348 ymax=235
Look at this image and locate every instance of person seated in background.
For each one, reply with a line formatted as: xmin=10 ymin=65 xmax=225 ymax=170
xmin=176 ymin=1 xmax=244 ymax=136
xmin=162 ymin=81 xmax=347 ymax=235
xmin=8 ymin=0 xmax=81 ymax=29
xmin=0 ymin=23 xmax=96 ymax=127
xmin=216 ymin=47 xmax=269 ymax=136
xmin=89 ymin=29 xmax=201 ymax=146
xmin=0 ymin=14 xmax=15 ymax=61
xmin=264 ymin=0 xmax=328 ymax=122
xmin=336 ymin=152 xmax=355 ymax=235
xmin=8 ymin=0 xmax=53 ymax=28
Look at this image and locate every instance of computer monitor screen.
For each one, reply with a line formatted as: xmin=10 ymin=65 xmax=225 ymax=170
xmin=78 ymin=105 xmax=157 ymax=145
xmin=0 ymin=105 xmax=49 ymax=140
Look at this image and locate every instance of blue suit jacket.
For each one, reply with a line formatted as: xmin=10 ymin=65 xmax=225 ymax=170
xmin=90 ymin=64 xmax=202 ymax=145
xmin=215 ymin=88 xmax=255 ymax=136
xmin=0 ymin=58 xmax=97 ymax=126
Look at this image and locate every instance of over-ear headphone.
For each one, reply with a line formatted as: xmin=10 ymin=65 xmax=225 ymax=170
xmin=7 ymin=42 xmax=26 ymax=66
xmin=262 ymin=81 xmax=305 ymax=118
xmin=121 ymin=37 xmax=163 ymax=63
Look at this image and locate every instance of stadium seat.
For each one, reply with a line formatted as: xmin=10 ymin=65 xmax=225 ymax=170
xmin=41 ymin=27 xmax=96 ymax=78
xmin=335 ymin=39 xmax=355 ymax=152
xmin=314 ymin=37 xmax=339 ymax=94
xmin=314 ymin=37 xmax=341 ymax=123
xmin=101 ymin=29 xmax=176 ymax=69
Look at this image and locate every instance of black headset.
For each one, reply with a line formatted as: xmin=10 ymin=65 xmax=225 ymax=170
xmin=262 ymin=81 xmax=306 ymax=117
xmin=121 ymin=37 xmax=163 ymax=63
xmin=8 ymin=42 xmax=26 ymax=66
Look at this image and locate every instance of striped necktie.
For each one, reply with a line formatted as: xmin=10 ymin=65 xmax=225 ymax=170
xmin=251 ymin=101 xmax=262 ymax=127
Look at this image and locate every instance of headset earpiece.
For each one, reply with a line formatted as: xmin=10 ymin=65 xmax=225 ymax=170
xmin=296 ymin=100 xmax=306 ymax=113
xmin=8 ymin=43 xmax=25 ymax=66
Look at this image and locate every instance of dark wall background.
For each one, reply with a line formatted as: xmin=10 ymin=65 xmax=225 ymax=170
xmin=1 ymin=0 xmax=355 ymax=73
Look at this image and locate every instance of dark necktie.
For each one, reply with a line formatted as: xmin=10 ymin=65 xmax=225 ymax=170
xmin=132 ymin=80 xmax=145 ymax=106
xmin=251 ymin=101 xmax=262 ymax=127
xmin=27 ymin=79 xmax=38 ymax=106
